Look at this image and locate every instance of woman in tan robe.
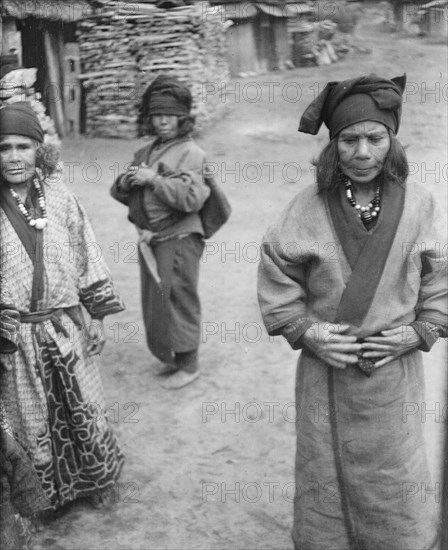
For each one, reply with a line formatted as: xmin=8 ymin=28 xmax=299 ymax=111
xmin=258 ymin=74 xmax=447 ymax=550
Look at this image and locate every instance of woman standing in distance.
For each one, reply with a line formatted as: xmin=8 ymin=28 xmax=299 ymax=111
xmin=111 ymin=75 xmax=210 ymax=389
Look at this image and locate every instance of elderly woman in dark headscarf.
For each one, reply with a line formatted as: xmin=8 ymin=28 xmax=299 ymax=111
xmin=111 ymin=75 xmax=210 ymax=389
xmin=0 ymin=102 xmax=125 ymax=512
xmin=257 ymin=74 xmax=447 ymax=550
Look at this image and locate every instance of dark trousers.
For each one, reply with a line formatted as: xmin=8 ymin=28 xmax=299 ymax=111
xmin=140 ymin=233 xmax=204 ymax=365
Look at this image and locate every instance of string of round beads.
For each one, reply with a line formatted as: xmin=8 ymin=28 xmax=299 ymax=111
xmin=9 ymin=176 xmax=48 ymax=230
xmin=344 ymin=179 xmax=380 ymax=225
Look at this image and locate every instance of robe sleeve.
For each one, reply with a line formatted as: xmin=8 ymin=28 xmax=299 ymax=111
xmin=110 ymin=150 xmax=143 ymax=207
xmin=257 ymin=222 xmax=312 ymax=345
xmin=150 ymin=147 xmax=210 ymax=213
xmin=409 ymin=321 xmax=441 ymax=352
xmin=110 ymin=173 xmax=130 ymax=206
xmin=413 ymin=195 xmax=448 ymax=337
xmin=0 ymin=275 xmax=20 ymax=354
xmin=66 ymin=192 xmax=125 ymax=320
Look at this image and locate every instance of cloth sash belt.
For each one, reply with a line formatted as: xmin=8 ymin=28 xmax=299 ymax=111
xmin=151 ymin=231 xmax=190 ymax=244
xmin=19 ymin=306 xmax=84 ymax=339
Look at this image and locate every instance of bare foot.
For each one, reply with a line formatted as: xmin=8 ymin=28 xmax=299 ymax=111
xmin=87 ymin=486 xmax=116 ymax=509
xmin=153 ymin=363 xmax=179 ymax=376
xmin=160 ymin=370 xmax=200 ymax=390
xmin=29 ymin=514 xmax=45 ymax=533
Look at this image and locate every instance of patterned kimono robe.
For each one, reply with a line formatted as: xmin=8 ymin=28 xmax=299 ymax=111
xmin=0 ymin=177 xmax=125 ymax=509
xmin=258 ymin=180 xmax=447 ymax=550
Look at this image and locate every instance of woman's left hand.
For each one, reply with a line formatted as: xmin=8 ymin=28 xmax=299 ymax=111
xmin=86 ymin=319 xmax=106 ymax=356
xmin=361 ymin=325 xmax=423 ymax=367
xmin=129 ymin=164 xmax=157 ymax=187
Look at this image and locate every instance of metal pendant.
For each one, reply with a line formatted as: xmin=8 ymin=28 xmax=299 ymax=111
xmin=356 ymin=357 xmax=376 ymax=377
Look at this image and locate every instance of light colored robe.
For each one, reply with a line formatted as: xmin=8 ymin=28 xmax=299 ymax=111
xmin=258 ymin=181 xmax=447 ymax=550
xmin=0 ymin=178 xmax=125 ymax=509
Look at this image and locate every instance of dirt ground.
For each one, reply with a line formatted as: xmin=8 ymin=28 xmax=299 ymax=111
xmin=34 ymin=6 xmax=447 ymax=550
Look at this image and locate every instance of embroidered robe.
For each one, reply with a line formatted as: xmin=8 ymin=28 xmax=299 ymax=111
xmin=0 ymin=178 xmax=125 ymax=509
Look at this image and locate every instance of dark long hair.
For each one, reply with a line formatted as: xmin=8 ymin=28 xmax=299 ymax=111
xmin=35 ymin=142 xmax=60 ymax=179
xmin=312 ymin=129 xmax=409 ymax=192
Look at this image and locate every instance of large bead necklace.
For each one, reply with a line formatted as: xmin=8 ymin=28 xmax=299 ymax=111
xmin=9 ymin=176 xmax=48 ymax=230
xmin=344 ymin=178 xmax=381 ymax=226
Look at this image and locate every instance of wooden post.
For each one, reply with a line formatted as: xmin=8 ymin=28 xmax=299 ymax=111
xmin=63 ymin=42 xmax=81 ymax=135
xmin=43 ymin=28 xmax=65 ymax=137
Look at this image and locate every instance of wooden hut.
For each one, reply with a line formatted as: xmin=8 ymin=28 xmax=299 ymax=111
xmin=419 ymin=0 xmax=448 ymax=41
xmin=0 ymin=0 xmax=98 ymax=136
xmin=209 ymin=0 xmax=292 ymax=76
xmin=1 ymin=0 xmax=230 ymax=139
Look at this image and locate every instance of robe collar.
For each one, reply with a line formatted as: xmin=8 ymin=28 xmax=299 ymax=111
xmin=0 ymin=180 xmax=45 ymax=310
xmin=326 ymin=178 xmax=406 ymax=327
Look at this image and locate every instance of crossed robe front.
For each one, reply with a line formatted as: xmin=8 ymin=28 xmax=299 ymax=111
xmin=257 ymin=180 xmax=447 ymax=550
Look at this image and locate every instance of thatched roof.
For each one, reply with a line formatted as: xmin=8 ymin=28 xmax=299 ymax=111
xmin=420 ymin=0 xmax=448 ymax=8
xmin=1 ymin=0 xmax=100 ymax=21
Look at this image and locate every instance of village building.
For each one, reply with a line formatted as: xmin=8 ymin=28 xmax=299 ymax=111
xmin=418 ymin=0 xmax=448 ymax=41
xmin=0 ymin=0 xmax=96 ymax=137
xmin=207 ymin=0 xmax=294 ymax=76
xmin=0 ymin=0 xmax=229 ymax=139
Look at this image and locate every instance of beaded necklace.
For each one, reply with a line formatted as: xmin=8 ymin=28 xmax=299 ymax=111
xmin=344 ymin=178 xmax=381 ymax=227
xmin=9 ymin=176 xmax=48 ymax=230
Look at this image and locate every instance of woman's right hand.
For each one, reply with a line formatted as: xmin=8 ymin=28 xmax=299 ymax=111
xmin=129 ymin=164 xmax=157 ymax=188
xmin=301 ymin=323 xmax=362 ymax=369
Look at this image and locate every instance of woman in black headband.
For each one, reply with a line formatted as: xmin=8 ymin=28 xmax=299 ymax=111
xmin=111 ymin=75 xmax=212 ymax=389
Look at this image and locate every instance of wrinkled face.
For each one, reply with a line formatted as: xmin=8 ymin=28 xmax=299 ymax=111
xmin=0 ymin=135 xmax=37 ymax=186
xmin=151 ymin=115 xmax=179 ymax=141
xmin=337 ymin=121 xmax=391 ymax=185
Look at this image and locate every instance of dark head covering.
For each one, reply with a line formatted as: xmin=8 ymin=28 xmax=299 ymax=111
xmin=0 ymin=102 xmax=44 ymax=143
xmin=0 ymin=53 xmax=19 ymax=80
xmin=140 ymin=75 xmax=192 ymax=118
xmin=299 ymin=73 xmax=406 ymax=138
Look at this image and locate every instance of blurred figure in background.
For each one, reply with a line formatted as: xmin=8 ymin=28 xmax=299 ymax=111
xmin=111 ymin=75 xmax=210 ymax=390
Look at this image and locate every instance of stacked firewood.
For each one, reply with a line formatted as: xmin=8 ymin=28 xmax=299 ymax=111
xmin=77 ymin=3 xmax=229 ymax=138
